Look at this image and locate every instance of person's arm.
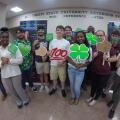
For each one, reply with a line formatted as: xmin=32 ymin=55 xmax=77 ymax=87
xmin=9 ymin=48 xmax=23 ymax=65
xmin=105 ymin=55 xmax=117 ymax=62
xmin=66 ymin=56 xmax=86 ymax=68
xmin=66 ymin=56 xmax=76 ymax=66
xmin=32 ymin=40 xmax=39 ymax=51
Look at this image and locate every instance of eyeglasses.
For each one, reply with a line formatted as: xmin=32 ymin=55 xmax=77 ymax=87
xmin=77 ymin=36 xmax=84 ymax=39
xmin=96 ymin=35 xmax=105 ymax=37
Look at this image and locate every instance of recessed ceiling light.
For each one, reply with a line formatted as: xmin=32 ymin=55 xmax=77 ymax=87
xmin=10 ymin=7 xmax=23 ymax=13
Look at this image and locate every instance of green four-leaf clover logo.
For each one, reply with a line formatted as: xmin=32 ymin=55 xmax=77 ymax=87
xmin=69 ymin=43 xmax=89 ymax=60
xmin=86 ymin=33 xmax=97 ymax=45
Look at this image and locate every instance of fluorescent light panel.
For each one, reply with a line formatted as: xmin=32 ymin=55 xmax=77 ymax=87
xmin=10 ymin=6 xmax=23 ymax=13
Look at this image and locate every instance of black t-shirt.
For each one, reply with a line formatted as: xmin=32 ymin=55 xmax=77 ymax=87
xmin=35 ymin=39 xmax=49 ymax=63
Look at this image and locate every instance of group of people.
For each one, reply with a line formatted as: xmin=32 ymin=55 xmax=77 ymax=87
xmin=0 ymin=25 xmax=120 ymax=119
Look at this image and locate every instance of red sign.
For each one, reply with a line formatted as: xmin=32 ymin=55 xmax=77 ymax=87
xmin=49 ymin=48 xmax=67 ymax=60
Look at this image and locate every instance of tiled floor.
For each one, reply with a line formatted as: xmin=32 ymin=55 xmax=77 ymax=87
xmin=0 ymin=88 xmax=120 ymax=120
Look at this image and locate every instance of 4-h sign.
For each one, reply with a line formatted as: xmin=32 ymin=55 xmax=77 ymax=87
xmin=69 ymin=43 xmax=89 ymax=61
xmin=86 ymin=33 xmax=97 ymax=45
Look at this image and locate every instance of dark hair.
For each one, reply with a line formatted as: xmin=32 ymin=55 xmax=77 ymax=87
xmin=95 ymin=30 xmax=105 ymax=36
xmin=111 ymin=30 xmax=120 ymax=36
xmin=87 ymin=26 xmax=95 ymax=34
xmin=65 ymin=26 xmax=72 ymax=31
xmin=0 ymin=27 xmax=9 ymax=39
xmin=37 ymin=26 xmax=45 ymax=32
xmin=0 ymin=27 xmax=9 ymax=34
xmin=76 ymin=31 xmax=89 ymax=47
xmin=16 ymin=28 xmax=25 ymax=33
xmin=56 ymin=25 xmax=65 ymax=31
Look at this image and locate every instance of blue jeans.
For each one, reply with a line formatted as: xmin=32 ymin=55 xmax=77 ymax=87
xmin=68 ymin=66 xmax=85 ymax=99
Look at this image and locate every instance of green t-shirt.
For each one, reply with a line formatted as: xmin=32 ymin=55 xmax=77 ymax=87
xmin=12 ymin=39 xmax=32 ymax=71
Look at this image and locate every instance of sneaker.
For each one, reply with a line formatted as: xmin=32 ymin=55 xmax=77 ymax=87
xmin=86 ymin=97 xmax=93 ymax=103
xmin=39 ymin=85 xmax=44 ymax=92
xmin=23 ymin=101 xmax=29 ymax=106
xmin=107 ymin=100 xmax=114 ymax=107
xmin=49 ymin=88 xmax=57 ymax=95
xmin=1 ymin=94 xmax=7 ymax=101
xmin=17 ymin=103 xmax=23 ymax=109
xmin=108 ymin=109 xmax=115 ymax=119
xmin=74 ymin=99 xmax=79 ymax=105
xmin=32 ymin=86 xmax=38 ymax=92
xmin=88 ymin=100 xmax=97 ymax=106
xmin=45 ymin=85 xmax=50 ymax=93
xmin=61 ymin=89 xmax=66 ymax=98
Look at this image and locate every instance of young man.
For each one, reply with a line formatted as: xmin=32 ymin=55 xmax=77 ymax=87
xmin=107 ymin=54 xmax=120 ymax=119
xmin=33 ymin=26 xmax=50 ymax=93
xmin=105 ymin=30 xmax=120 ymax=92
xmin=49 ymin=25 xmax=70 ymax=97
xmin=13 ymin=28 xmax=37 ymax=91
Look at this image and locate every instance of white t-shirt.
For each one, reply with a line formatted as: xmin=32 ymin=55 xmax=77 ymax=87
xmin=49 ymin=38 xmax=70 ymax=66
xmin=0 ymin=44 xmax=23 ymax=79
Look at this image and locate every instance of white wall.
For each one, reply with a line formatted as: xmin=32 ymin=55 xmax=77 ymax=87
xmin=7 ymin=8 xmax=120 ymax=35
xmin=0 ymin=3 xmax=7 ymax=28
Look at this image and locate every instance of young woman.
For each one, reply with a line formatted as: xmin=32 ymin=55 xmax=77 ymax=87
xmin=86 ymin=30 xmax=116 ymax=106
xmin=67 ymin=31 xmax=92 ymax=105
xmin=0 ymin=27 xmax=29 ymax=108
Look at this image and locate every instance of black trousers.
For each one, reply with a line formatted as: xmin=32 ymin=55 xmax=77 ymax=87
xmin=21 ymin=67 xmax=33 ymax=89
xmin=90 ymin=73 xmax=110 ymax=100
xmin=111 ymin=73 xmax=120 ymax=110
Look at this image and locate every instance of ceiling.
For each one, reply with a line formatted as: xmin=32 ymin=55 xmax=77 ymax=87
xmin=0 ymin=0 xmax=120 ymax=18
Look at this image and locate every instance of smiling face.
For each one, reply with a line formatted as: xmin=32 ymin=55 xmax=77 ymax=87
xmin=1 ymin=32 xmax=9 ymax=47
xmin=37 ymin=31 xmax=45 ymax=40
xmin=76 ymin=32 xmax=85 ymax=44
xmin=56 ymin=28 xmax=64 ymax=39
xmin=65 ymin=27 xmax=72 ymax=36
